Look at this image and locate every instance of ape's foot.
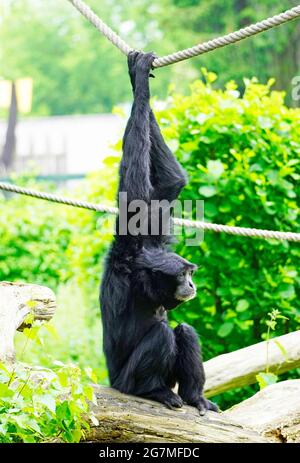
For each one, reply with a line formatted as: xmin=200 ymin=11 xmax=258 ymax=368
xmin=144 ymin=388 xmax=183 ymax=410
xmin=162 ymin=390 xmax=183 ymax=410
xmin=195 ymin=397 xmax=219 ymax=416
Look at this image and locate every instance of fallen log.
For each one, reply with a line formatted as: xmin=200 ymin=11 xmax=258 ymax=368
xmin=86 ymin=385 xmax=269 ymax=443
xmin=204 ymin=330 xmax=300 ymax=397
xmin=224 ymin=379 xmax=300 ymax=443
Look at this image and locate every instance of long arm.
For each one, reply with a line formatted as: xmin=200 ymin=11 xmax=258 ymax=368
xmin=119 ymin=52 xmax=156 ymax=205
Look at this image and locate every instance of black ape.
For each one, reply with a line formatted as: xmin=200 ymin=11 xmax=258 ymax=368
xmin=100 ymin=52 xmax=217 ymax=414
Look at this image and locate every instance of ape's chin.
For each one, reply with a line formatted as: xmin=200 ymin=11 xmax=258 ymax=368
xmin=163 ymin=299 xmax=181 ymax=311
xmin=175 ymin=291 xmax=196 ymax=302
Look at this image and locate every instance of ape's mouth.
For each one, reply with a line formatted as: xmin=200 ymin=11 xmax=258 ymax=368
xmin=175 ymin=290 xmax=196 ymax=302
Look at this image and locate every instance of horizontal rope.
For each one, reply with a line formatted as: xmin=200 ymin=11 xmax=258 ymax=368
xmin=68 ymin=0 xmax=300 ymax=68
xmin=153 ymin=5 xmax=300 ymax=67
xmin=1 ymin=182 xmax=299 ymax=242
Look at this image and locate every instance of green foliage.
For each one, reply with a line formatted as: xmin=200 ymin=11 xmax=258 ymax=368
xmin=0 ymin=188 xmax=72 ymax=288
xmin=255 ymin=309 xmax=289 ymax=390
xmin=156 ymin=72 xmax=300 ymax=365
xmin=0 ymin=323 xmax=98 ymax=443
xmin=0 ymin=362 xmax=96 ymax=443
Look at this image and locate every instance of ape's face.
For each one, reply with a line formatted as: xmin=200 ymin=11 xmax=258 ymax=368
xmin=134 ymin=248 xmax=197 ymax=310
xmin=152 ymin=260 xmax=197 ymax=311
xmin=160 ymin=265 xmax=197 ymax=310
xmin=174 ymin=267 xmax=196 ymax=302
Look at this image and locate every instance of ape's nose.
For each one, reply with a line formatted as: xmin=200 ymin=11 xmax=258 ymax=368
xmin=189 ymin=281 xmax=194 ymax=289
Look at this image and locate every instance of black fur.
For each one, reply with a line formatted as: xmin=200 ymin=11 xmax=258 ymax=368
xmin=100 ymin=52 xmax=217 ymax=414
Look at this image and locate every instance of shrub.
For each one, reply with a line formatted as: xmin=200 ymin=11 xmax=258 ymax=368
xmin=157 ymin=70 xmax=300 ymax=361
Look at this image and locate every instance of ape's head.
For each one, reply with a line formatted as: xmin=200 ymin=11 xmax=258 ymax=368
xmin=135 ymin=248 xmax=197 ymax=310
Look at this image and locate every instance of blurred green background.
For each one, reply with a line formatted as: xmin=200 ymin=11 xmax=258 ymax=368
xmin=0 ymin=0 xmax=300 ymax=409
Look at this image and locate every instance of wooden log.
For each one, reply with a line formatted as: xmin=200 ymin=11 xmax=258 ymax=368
xmin=204 ymin=330 xmax=300 ymax=397
xmin=224 ymin=380 xmax=300 ymax=443
xmin=0 ymin=281 xmax=56 ymax=362
xmin=85 ymin=385 xmax=269 ymax=443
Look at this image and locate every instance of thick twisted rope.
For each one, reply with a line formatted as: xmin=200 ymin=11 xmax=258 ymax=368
xmin=68 ymin=0 xmax=300 ymax=68
xmin=1 ymin=182 xmax=299 ymax=242
xmin=68 ymin=0 xmax=133 ymax=55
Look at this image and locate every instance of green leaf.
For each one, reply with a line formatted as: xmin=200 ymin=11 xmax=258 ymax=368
xmin=236 ymin=299 xmax=250 ymax=313
xmin=217 ymin=322 xmax=234 ymax=338
xmin=22 ymin=326 xmax=42 ymax=342
xmin=90 ymin=413 xmax=99 ymax=427
xmin=26 ymin=300 xmax=38 ymax=310
xmin=56 ymin=401 xmax=72 ymax=421
xmin=258 ymin=117 xmax=273 ymax=129
xmin=43 ymin=323 xmax=59 ymax=339
xmin=83 ymin=384 xmax=95 ymax=402
xmin=36 ymin=394 xmax=56 ymax=414
xmin=204 ymin=203 xmax=218 ymax=218
xmin=207 ymin=160 xmax=224 ymax=179
xmin=57 ymin=371 xmax=69 ymax=387
xmin=199 ymin=185 xmax=217 ymax=198
xmin=23 ymin=312 xmax=34 ymax=325
xmin=0 ymin=383 xmax=14 ymax=398
xmin=274 ymin=340 xmax=289 ymax=361
xmin=256 ymin=372 xmax=278 ymax=390
xmin=84 ymin=367 xmax=98 ymax=383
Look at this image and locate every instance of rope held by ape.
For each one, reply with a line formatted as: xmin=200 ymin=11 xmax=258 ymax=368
xmin=1 ymin=182 xmax=299 ymax=242
xmin=68 ymin=0 xmax=300 ymax=68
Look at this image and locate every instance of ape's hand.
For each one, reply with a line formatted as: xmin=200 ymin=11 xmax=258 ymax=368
xmin=135 ymin=52 xmax=156 ymax=75
xmin=127 ymin=51 xmax=156 ymax=97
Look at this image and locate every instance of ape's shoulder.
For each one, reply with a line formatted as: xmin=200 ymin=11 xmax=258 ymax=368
xmin=104 ymin=240 xmax=137 ymax=275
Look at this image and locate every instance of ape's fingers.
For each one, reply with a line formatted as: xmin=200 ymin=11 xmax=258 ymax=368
xmin=136 ymin=52 xmax=156 ymax=74
xmin=198 ymin=409 xmax=206 ymax=416
xmin=127 ymin=51 xmax=139 ymax=80
xmin=128 ymin=50 xmax=140 ymax=65
xmin=163 ymin=392 xmax=183 ymax=410
xmin=196 ymin=397 xmax=219 ymax=415
xmin=206 ymin=399 xmax=219 ymax=413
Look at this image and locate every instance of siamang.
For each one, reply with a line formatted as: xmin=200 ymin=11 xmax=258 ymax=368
xmin=100 ymin=51 xmax=217 ymax=414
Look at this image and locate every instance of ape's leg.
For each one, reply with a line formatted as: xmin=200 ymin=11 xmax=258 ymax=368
xmin=112 ymin=322 xmax=183 ymax=409
xmin=174 ymin=323 xmax=218 ymax=414
xmin=149 ymin=111 xmax=187 ymax=202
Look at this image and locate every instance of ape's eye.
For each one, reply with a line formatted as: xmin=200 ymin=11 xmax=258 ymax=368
xmin=178 ymin=271 xmax=186 ymax=278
